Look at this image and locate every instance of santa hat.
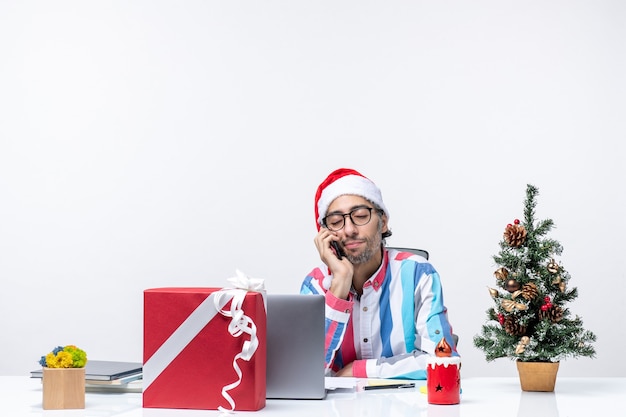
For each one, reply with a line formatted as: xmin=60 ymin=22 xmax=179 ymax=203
xmin=315 ymin=168 xmax=389 ymax=230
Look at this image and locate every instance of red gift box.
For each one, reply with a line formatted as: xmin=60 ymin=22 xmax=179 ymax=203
xmin=143 ymin=287 xmax=266 ymax=411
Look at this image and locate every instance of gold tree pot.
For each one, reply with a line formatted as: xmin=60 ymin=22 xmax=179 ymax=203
xmin=516 ymin=361 xmax=560 ymax=392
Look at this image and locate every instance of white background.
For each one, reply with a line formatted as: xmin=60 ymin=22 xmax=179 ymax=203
xmin=1 ymin=1 xmax=624 ymax=378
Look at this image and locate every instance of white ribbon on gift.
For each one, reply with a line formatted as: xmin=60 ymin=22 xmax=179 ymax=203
xmin=215 ymin=269 xmax=266 ymax=413
xmin=143 ymin=270 xmax=265 ymax=412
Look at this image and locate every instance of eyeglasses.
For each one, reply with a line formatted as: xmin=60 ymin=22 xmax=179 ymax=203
xmin=322 ymin=206 xmax=378 ymax=232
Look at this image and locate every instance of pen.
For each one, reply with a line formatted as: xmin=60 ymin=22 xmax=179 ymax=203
xmin=363 ymin=383 xmax=415 ymax=391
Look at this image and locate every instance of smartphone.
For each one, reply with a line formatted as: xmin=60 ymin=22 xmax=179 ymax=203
xmin=330 ymin=241 xmax=346 ymax=260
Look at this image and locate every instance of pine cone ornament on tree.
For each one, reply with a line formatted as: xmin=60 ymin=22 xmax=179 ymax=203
xmin=503 ymin=315 xmax=527 ymax=336
xmin=539 ymin=305 xmax=564 ymax=323
xmin=504 ymin=223 xmax=527 ymax=247
xmin=521 ymin=282 xmax=538 ymax=301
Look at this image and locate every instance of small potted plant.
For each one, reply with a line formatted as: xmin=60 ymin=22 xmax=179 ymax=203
xmin=39 ymin=345 xmax=88 ymax=409
xmin=473 ymin=185 xmax=596 ymax=391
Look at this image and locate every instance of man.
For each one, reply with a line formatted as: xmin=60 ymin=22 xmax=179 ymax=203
xmin=300 ymin=168 xmax=457 ymax=379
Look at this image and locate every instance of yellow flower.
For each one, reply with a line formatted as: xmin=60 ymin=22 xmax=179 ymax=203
xmin=46 ymin=351 xmax=74 ymax=368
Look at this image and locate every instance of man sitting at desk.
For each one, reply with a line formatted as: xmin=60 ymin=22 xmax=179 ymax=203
xmin=301 ymin=168 xmax=458 ymax=379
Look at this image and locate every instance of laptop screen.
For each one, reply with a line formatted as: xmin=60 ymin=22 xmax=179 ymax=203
xmin=265 ymin=293 xmax=326 ymax=399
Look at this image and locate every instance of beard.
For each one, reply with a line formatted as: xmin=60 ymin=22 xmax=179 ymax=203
xmin=346 ymin=221 xmax=383 ymax=265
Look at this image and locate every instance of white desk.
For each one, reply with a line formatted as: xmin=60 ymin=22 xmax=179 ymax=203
xmin=2 ymin=376 xmax=622 ymax=417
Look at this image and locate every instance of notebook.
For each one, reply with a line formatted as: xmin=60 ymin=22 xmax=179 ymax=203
xmin=30 ymin=360 xmax=142 ymax=382
xmin=266 ymin=293 xmax=326 ymax=399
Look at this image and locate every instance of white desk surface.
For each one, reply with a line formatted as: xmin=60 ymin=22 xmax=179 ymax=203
xmin=2 ymin=376 xmax=622 ymax=417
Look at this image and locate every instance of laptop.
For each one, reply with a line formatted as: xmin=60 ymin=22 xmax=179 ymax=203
xmin=266 ymin=293 xmax=326 ymax=399
xmin=31 ymin=360 xmax=142 ymax=382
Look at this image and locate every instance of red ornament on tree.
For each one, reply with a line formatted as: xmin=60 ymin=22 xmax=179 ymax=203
xmin=541 ymin=303 xmax=553 ymax=311
xmin=514 ymin=219 xmax=520 ymax=224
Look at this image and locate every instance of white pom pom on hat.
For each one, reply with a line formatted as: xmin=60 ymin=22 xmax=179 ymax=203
xmin=314 ymin=168 xmax=389 ymax=230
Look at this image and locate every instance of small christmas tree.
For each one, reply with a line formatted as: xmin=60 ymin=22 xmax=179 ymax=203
xmin=473 ymin=184 xmax=596 ymax=363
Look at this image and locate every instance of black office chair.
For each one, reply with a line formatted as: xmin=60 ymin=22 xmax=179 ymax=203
xmin=386 ymin=246 xmax=458 ymax=347
xmin=387 ymin=247 xmax=429 ymax=260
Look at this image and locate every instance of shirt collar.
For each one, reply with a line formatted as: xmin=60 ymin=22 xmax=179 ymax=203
xmin=363 ymin=248 xmax=389 ymax=292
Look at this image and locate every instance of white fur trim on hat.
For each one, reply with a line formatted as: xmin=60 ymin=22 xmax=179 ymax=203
xmin=316 ymin=174 xmax=389 ymax=226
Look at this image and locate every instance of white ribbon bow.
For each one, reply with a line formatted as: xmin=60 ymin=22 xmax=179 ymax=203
xmin=227 ymin=269 xmax=265 ymax=292
xmin=214 ymin=269 xmax=266 ymax=413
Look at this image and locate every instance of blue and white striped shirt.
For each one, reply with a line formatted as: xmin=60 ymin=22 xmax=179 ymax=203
xmin=300 ymin=247 xmax=457 ymax=379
